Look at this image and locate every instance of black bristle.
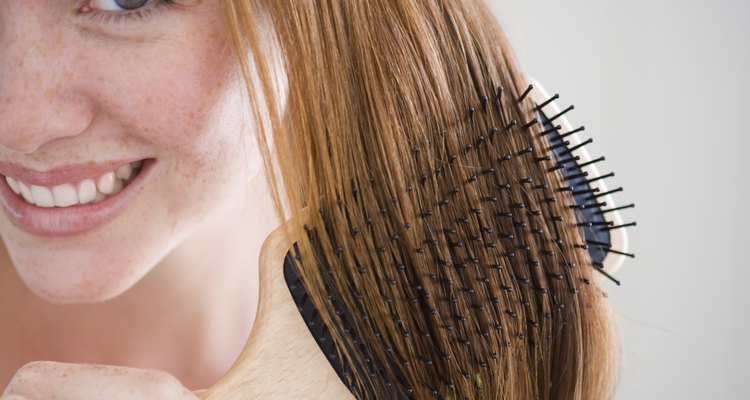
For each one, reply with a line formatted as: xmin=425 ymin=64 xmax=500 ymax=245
xmin=558 ymin=155 xmax=581 ymax=166
xmin=495 ymin=211 xmax=513 ymax=218
xmin=582 ymin=201 xmax=607 ymax=209
xmin=591 ymin=264 xmax=621 ymax=286
xmin=489 ymin=126 xmax=499 ymax=139
xmin=549 ymin=140 xmax=570 ymax=151
xmin=522 ymin=117 xmax=539 ymax=130
xmin=600 ymin=221 xmax=637 ymax=231
xmin=539 ymin=124 xmax=562 ymax=137
xmin=564 ymin=171 xmax=588 ymax=181
xmin=516 ymin=147 xmax=533 ymax=157
xmin=571 ymin=156 xmax=605 ymax=170
xmin=591 ymin=187 xmax=624 ymax=200
xmin=548 ymin=104 xmax=575 ymax=122
xmin=604 ymin=248 xmax=636 ymax=258
xmin=534 ymin=93 xmax=560 ymax=111
xmin=596 ymin=203 xmax=635 ymax=215
xmin=548 ymin=163 xmax=566 ymax=173
xmin=557 ymin=126 xmax=586 ymax=140
xmin=558 ymin=138 xmax=593 ymax=157
xmin=504 ymin=120 xmax=517 ymax=130
xmin=579 ymin=172 xmax=615 ymax=186
xmin=518 ymin=84 xmax=534 ymax=103
xmin=497 ymin=154 xmax=512 ymax=163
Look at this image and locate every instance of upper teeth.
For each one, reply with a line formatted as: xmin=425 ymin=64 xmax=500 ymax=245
xmin=4 ymin=161 xmax=143 ymax=208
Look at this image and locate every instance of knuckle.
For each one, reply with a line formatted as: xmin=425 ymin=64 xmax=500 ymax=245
xmin=8 ymin=361 xmax=50 ymax=383
xmin=14 ymin=361 xmax=48 ymax=374
xmin=4 ymin=361 xmax=63 ymax=395
xmin=141 ymin=370 xmax=189 ymax=398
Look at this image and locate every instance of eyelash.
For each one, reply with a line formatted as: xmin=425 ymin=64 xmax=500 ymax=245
xmin=80 ymin=0 xmax=174 ymax=24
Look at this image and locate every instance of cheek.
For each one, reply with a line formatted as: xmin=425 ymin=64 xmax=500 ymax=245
xmin=81 ymin=35 xmax=259 ymax=196
xmin=91 ymin=43 xmax=239 ymax=150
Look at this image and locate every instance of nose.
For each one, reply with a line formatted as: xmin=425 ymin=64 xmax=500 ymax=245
xmin=0 ymin=12 xmax=94 ymax=154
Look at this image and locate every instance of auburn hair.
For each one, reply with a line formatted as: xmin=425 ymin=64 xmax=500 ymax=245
xmin=218 ymin=0 xmax=618 ymax=398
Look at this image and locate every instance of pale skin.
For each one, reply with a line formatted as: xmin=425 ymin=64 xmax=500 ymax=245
xmin=0 ymin=0 xmax=289 ymax=397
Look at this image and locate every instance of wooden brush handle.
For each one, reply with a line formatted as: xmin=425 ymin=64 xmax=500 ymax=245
xmin=199 ymin=209 xmax=354 ymax=399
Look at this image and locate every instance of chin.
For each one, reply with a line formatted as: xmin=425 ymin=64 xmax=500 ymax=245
xmin=12 ymin=254 xmax=147 ymax=305
xmin=21 ymin=274 xmax=134 ymax=304
xmin=2 ymin=231 xmax=161 ymax=305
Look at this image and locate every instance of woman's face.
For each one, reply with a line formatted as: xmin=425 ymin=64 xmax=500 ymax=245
xmin=0 ymin=0 xmax=266 ymax=303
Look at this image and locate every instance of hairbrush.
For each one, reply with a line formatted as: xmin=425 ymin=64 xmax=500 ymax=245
xmin=274 ymin=78 xmax=636 ymax=399
xmin=201 ymin=78 xmax=635 ymax=399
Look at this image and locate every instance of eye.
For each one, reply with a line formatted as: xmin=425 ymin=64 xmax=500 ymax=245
xmin=87 ymin=0 xmax=152 ymax=11
xmin=78 ymin=0 xmax=173 ymax=24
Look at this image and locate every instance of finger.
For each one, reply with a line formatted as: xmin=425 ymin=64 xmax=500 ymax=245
xmin=4 ymin=361 xmax=199 ymax=400
xmin=0 ymin=395 xmax=33 ymax=400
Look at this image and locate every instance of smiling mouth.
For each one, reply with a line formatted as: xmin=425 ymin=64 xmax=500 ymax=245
xmin=3 ymin=160 xmax=146 ymax=208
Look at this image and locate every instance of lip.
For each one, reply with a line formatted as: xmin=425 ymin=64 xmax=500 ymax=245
xmin=0 ymin=159 xmax=143 ymax=187
xmin=0 ymin=158 xmax=156 ymax=237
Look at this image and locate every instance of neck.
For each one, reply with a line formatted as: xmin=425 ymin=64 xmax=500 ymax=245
xmin=199 ymin=209 xmax=354 ymax=399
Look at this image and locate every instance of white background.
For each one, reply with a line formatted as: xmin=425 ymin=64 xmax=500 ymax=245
xmin=487 ymin=1 xmax=750 ymax=399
